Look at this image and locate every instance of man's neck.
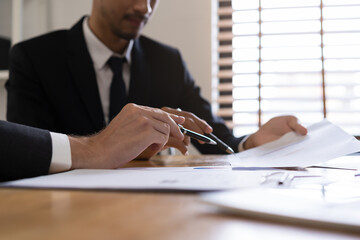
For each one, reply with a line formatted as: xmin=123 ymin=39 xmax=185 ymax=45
xmin=88 ymin=17 xmax=129 ymax=55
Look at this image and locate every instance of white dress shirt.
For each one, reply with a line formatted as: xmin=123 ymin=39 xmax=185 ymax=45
xmin=238 ymin=135 xmax=250 ymax=152
xmin=48 ymin=132 xmax=71 ymax=173
xmin=83 ymin=17 xmax=133 ymax=124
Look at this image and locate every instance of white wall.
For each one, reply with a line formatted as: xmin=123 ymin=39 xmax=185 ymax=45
xmin=0 ymin=80 xmax=6 ymax=120
xmin=21 ymin=0 xmax=92 ymax=41
xmin=0 ymin=0 xmax=213 ymax=124
xmin=47 ymin=0 xmax=92 ymax=32
xmin=0 ymin=0 xmax=12 ymax=120
xmin=143 ymin=0 xmax=212 ymax=101
xmin=0 ymin=0 xmax=12 ymax=39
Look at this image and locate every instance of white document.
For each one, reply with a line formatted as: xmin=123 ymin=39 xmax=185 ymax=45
xmin=0 ymin=167 xmax=264 ymax=191
xmin=201 ymin=186 xmax=360 ymax=231
xmin=230 ymin=119 xmax=360 ymax=168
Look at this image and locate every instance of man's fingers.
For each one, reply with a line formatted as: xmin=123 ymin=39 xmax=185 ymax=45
xmin=162 ymin=107 xmax=213 ymax=134
xmin=167 ymin=113 xmax=186 ymax=140
xmin=183 ymin=135 xmax=191 ymax=146
xmin=195 ymin=118 xmax=213 ymax=134
xmin=288 ymin=117 xmax=307 ymax=136
xmin=166 ymin=137 xmax=189 ymax=155
xmin=136 ymin=143 xmax=164 ymax=160
xmin=149 ymin=117 xmax=172 ymax=138
xmin=144 ymin=108 xmax=184 ymax=140
xmin=168 ymin=113 xmax=185 ymax=124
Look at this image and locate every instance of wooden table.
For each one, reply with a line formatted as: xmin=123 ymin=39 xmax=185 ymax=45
xmin=1 ymin=156 xmax=359 ymax=240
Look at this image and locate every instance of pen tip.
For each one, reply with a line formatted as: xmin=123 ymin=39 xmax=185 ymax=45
xmin=226 ymin=147 xmax=235 ymax=154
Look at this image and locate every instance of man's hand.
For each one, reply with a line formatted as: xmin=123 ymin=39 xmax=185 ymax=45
xmin=244 ymin=116 xmax=307 ymax=150
xmin=161 ymin=107 xmax=212 ymax=145
xmin=137 ymin=134 xmax=191 ymax=158
xmin=69 ymin=104 xmax=185 ymax=169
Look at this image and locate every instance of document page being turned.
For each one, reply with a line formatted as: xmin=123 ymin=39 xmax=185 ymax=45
xmin=230 ymin=119 xmax=360 ymax=168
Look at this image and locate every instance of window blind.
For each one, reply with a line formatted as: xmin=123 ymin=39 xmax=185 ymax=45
xmin=215 ymin=0 xmax=360 ymax=137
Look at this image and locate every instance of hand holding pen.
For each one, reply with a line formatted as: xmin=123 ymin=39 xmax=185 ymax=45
xmin=178 ymin=125 xmax=216 ymax=145
xmin=162 ymin=107 xmax=235 ymax=154
xmin=179 ymin=125 xmax=235 ymax=154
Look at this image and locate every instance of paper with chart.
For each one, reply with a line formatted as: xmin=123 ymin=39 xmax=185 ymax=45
xmin=230 ymin=119 xmax=360 ymax=168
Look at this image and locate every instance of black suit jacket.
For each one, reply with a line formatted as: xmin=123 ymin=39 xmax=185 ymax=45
xmin=0 ymin=37 xmax=10 ymax=70
xmin=7 ymin=17 xmax=243 ymax=154
xmin=0 ymin=120 xmax=52 ymax=182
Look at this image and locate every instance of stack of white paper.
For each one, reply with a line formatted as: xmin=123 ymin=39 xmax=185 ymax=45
xmin=230 ymin=120 xmax=360 ymax=168
xmin=201 ymin=186 xmax=360 ymax=231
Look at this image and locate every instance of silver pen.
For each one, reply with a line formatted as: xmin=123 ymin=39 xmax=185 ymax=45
xmin=178 ymin=125 xmax=217 ymax=145
xmin=205 ymin=133 xmax=234 ymax=154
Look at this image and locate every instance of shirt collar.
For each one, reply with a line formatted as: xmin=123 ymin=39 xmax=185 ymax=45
xmin=82 ymin=17 xmax=133 ymax=70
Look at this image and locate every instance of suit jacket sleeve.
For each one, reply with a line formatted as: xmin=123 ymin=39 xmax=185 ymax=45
xmin=175 ymin=51 xmax=245 ymax=154
xmin=0 ymin=120 xmax=52 ymax=182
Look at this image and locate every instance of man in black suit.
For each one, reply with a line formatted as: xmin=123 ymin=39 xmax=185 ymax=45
xmin=1 ymin=103 xmax=185 ymax=182
xmin=0 ymin=36 xmax=10 ymax=70
xmin=6 ymin=0 xmax=307 ymax=155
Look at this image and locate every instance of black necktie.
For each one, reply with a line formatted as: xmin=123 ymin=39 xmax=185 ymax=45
xmin=107 ymin=57 xmax=127 ymax=121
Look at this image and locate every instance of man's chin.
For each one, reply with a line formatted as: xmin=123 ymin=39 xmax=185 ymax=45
xmin=114 ymin=31 xmax=141 ymax=40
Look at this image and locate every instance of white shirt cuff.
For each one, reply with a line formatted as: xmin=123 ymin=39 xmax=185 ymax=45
xmin=238 ymin=135 xmax=250 ymax=152
xmin=49 ymin=132 xmax=72 ymax=173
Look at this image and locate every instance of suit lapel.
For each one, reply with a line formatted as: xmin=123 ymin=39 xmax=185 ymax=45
xmin=128 ymin=38 xmax=152 ymax=106
xmin=66 ymin=18 xmax=105 ymax=130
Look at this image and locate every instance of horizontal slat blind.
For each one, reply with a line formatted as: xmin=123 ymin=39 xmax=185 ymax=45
xmin=322 ymin=0 xmax=360 ymax=136
xmin=216 ymin=0 xmax=234 ymax=126
xmin=215 ymin=0 xmax=360 ymax=137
